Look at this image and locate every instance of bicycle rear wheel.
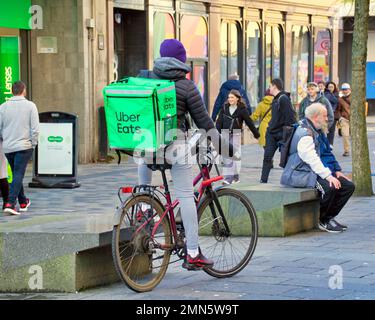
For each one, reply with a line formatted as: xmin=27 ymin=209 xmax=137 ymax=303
xmin=197 ymin=188 xmax=258 ymax=278
xmin=112 ymin=194 xmax=172 ymax=292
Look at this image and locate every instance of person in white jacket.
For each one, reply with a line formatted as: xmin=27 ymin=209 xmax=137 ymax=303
xmin=281 ymin=103 xmax=355 ymax=233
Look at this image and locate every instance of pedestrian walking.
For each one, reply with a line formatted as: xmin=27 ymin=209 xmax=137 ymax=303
xmin=250 ymin=90 xmax=274 ymax=148
xmin=0 ymin=81 xmax=39 ymax=215
xmin=260 ymin=78 xmax=296 ymax=183
xmin=325 ymin=81 xmax=339 ymax=145
xmin=298 ymin=82 xmax=334 ymax=129
xmin=337 ymin=83 xmax=352 ymax=157
xmin=216 ymin=89 xmax=260 ymax=184
xmin=211 ymin=74 xmax=251 ymax=121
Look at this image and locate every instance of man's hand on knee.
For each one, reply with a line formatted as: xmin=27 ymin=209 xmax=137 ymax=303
xmin=326 ymin=175 xmax=341 ymax=189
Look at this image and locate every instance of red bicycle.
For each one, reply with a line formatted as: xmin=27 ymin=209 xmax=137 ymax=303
xmin=112 ymin=147 xmax=258 ymax=292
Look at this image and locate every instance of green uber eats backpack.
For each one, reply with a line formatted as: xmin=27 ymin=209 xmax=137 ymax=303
xmin=103 ymin=77 xmax=178 ymax=159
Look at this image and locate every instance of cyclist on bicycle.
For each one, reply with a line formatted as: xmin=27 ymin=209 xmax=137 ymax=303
xmin=137 ymin=39 xmax=233 ymax=270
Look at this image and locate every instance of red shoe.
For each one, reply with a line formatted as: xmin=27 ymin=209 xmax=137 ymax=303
xmin=182 ymin=252 xmax=214 ymax=270
xmin=19 ymin=199 xmax=31 ymax=212
xmin=3 ymin=203 xmax=20 ymax=215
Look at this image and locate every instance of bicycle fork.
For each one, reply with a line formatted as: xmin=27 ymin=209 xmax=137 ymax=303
xmin=205 ymin=187 xmax=231 ymax=237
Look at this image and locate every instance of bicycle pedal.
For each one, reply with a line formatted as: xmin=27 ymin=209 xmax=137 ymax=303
xmin=182 ymin=262 xmax=203 ymax=271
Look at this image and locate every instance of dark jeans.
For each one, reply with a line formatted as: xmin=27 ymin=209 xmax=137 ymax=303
xmin=315 ymin=175 xmax=355 ymax=223
xmin=327 ymin=119 xmax=337 ymax=146
xmin=5 ymin=149 xmax=33 ymax=205
xmin=261 ymin=131 xmax=282 ymax=182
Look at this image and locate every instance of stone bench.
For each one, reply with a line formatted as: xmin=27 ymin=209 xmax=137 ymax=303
xmin=0 ymin=213 xmax=131 ymax=293
xmin=231 ymin=183 xmax=320 ymax=237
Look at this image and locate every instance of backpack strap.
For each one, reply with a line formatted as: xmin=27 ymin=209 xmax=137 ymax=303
xmin=259 ymin=105 xmax=272 ymax=125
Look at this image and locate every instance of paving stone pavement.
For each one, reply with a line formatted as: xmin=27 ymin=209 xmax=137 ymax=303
xmin=1 ymin=131 xmax=375 ymax=300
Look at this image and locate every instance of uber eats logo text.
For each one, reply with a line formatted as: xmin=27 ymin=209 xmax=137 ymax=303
xmin=115 ymin=112 xmax=141 ymax=133
xmin=164 ymin=96 xmax=175 ymax=110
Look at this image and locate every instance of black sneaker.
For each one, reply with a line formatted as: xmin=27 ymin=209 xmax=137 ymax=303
xmin=182 ymin=252 xmax=214 ymax=271
xmin=318 ymin=220 xmax=343 ymax=233
xmin=330 ymin=219 xmax=348 ymax=231
xmin=233 ymin=175 xmax=240 ymax=184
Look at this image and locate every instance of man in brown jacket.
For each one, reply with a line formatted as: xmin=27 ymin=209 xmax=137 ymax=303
xmin=338 ymin=83 xmax=351 ymax=156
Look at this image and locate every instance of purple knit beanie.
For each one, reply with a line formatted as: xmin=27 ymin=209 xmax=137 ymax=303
xmin=159 ymin=39 xmax=187 ymax=63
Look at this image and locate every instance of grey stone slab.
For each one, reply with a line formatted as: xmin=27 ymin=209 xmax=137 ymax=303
xmin=225 ymin=275 xmax=292 ymax=285
xmin=282 ymin=287 xmax=350 ymax=300
xmin=267 ymin=266 xmax=325 ymax=275
xmin=337 ymin=292 xmax=375 ymax=300
xmin=1 ymin=214 xmax=117 ymax=270
xmin=184 ymin=280 xmax=298 ymax=296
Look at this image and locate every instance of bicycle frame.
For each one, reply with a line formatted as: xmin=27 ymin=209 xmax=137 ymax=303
xmin=154 ymin=165 xmax=223 ymax=247
xmin=124 ymin=164 xmax=224 ymax=251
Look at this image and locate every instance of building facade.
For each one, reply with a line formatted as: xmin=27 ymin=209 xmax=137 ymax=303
xmin=0 ymin=0 xmax=343 ymax=163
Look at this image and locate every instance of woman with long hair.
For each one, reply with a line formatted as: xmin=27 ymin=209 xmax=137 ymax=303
xmin=216 ymin=89 xmax=260 ymax=184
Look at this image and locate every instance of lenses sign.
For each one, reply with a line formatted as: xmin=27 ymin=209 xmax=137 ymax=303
xmin=0 ymin=37 xmax=20 ymax=103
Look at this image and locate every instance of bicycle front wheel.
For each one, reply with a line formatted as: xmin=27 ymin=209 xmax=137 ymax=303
xmin=112 ymin=194 xmax=172 ymax=292
xmin=197 ymin=188 xmax=258 ymax=278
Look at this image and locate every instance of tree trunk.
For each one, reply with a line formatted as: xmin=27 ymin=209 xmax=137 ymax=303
xmin=351 ymin=0 xmax=373 ymax=196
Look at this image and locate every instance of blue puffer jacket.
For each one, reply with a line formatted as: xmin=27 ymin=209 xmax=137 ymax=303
xmin=323 ymin=90 xmax=338 ymax=113
xmin=280 ymin=119 xmax=319 ymax=188
xmin=318 ymin=133 xmax=342 ymax=173
xmin=211 ymin=80 xmax=251 ymax=120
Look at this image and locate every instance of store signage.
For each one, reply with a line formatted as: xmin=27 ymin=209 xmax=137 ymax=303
xmin=0 ymin=1 xmax=31 ymax=29
xmin=38 ymin=123 xmax=73 ymax=175
xmin=0 ymin=37 xmax=20 ymax=103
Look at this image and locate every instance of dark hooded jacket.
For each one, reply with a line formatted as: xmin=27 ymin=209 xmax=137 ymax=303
xmin=216 ymin=102 xmax=260 ymax=138
xmin=211 ymin=79 xmax=251 ymax=121
xmin=267 ymin=91 xmax=297 ymax=137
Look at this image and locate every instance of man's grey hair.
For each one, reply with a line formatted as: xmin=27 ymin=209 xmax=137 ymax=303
xmin=304 ymin=103 xmax=326 ymax=119
xmin=228 ymin=73 xmax=239 ymax=81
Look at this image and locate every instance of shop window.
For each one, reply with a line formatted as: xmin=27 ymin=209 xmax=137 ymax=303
xmin=220 ymin=21 xmax=240 ymax=85
xmin=265 ymin=25 xmax=283 ymax=87
xmin=291 ymin=25 xmax=310 ymax=104
xmin=181 ymin=15 xmax=207 ymax=58
xmin=153 ymin=12 xmax=175 ymax=61
xmin=314 ymin=29 xmax=331 ymax=83
xmin=181 ymin=15 xmax=208 ymax=105
xmin=246 ymin=22 xmax=261 ymax=107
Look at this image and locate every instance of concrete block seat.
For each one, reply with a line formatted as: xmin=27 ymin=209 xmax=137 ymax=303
xmin=0 ymin=213 xmax=126 ymax=293
xmin=230 ymin=183 xmax=320 ymax=237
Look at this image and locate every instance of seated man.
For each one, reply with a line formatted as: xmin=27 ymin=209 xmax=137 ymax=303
xmin=281 ymin=103 xmax=355 ymax=233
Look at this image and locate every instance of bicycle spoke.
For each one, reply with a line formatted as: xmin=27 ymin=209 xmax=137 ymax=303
xmin=198 ymin=189 xmax=258 ymax=277
xmin=112 ymin=194 xmax=172 ymax=292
